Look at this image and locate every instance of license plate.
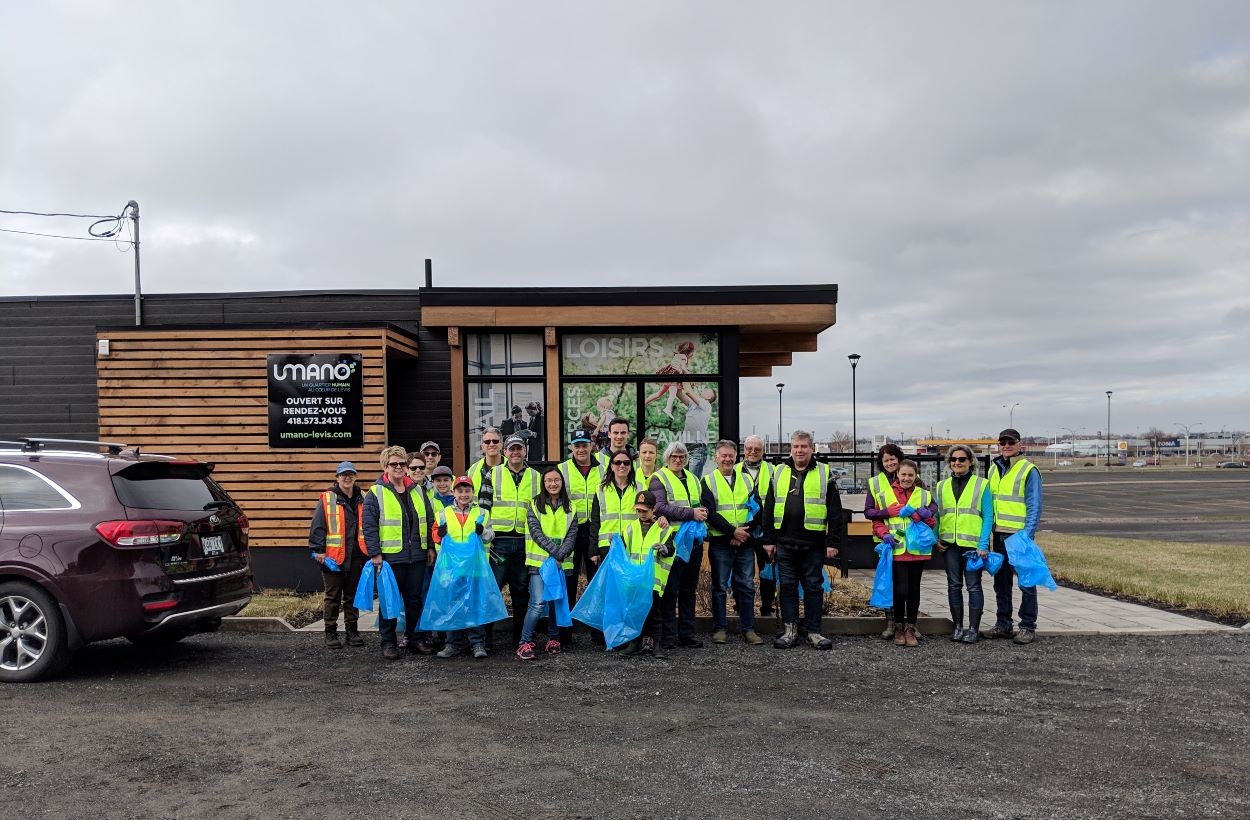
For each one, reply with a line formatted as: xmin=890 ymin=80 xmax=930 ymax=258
xmin=201 ymin=535 xmax=226 ymax=556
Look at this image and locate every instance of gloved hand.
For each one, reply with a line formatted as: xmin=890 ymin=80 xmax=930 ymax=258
xmin=899 ymin=504 xmax=916 ymax=518
xmin=475 ymin=522 xmax=485 ymax=535
xmin=881 ymin=534 xmax=896 ymax=547
xmin=886 ymin=503 xmax=904 ymax=517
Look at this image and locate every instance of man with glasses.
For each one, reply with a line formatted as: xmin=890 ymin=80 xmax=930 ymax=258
xmin=487 ymin=434 xmax=541 ymax=646
xmin=979 ymin=428 xmax=1044 ymax=645
xmin=419 ymin=441 xmax=442 ymax=474
xmin=738 ymin=435 xmax=777 ymax=617
xmin=935 ymin=445 xmax=993 ymax=643
xmin=468 ymin=427 xmax=505 ymax=510
xmin=362 ymin=445 xmax=436 ymax=660
xmin=703 ymin=440 xmax=764 ymax=646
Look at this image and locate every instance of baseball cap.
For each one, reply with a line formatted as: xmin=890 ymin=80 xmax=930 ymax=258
xmin=335 ymin=461 xmax=357 ymax=475
xmin=635 ymin=490 xmax=657 ymax=507
xmin=998 ymin=428 xmax=1021 ymax=443
xmin=452 ymin=475 xmax=473 ymax=489
xmin=569 ymin=429 xmax=592 ymax=445
xmin=504 ymin=434 xmax=527 ymax=449
xmin=430 ymin=465 xmax=454 ymax=478
xmin=419 ymin=440 xmax=440 ymax=453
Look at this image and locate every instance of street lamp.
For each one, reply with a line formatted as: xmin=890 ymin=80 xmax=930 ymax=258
xmin=848 ymin=354 xmax=861 ymax=481
xmin=1105 ymin=391 xmax=1113 ymax=469
xmin=1172 ymin=421 xmax=1202 ymax=468
xmin=1059 ymin=426 xmax=1083 ymax=467
xmin=776 ymin=383 xmax=785 ymax=455
xmin=1003 ymin=402 xmax=1020 ymax=427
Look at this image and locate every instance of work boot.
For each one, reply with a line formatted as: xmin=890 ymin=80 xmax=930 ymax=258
xmin=893 ymin=623 xmax=906 ymax=646
xmin=344 ymin=631 xmax=364 ymax=648
xmin=806 ymin=632 xmax=833 ymax=650
xmin=773 ymin=623 xmax=799 ymax=649
xmin=903 ymin=624 xmax=919 ymax=648
xmin=742 ymin=630 xmax=764 ymax=646
xmin=712 ymin=629 xmax=728 ymax=645
xmin=1013 ymin=628 xmax=1036 ymax=645
xmin=950 ymin=606 xmax=965 ymax=642
xmin=981 ymin=623 xmax=1016 ymax=640
xmin=962 ymin=609 xmax=982 ymax=644
xmin=382 ymin=644 xmax=400 ymax=660
xmin=325 ymin=631 xmax=342 ymax=650
xmin=618 ymin=639 xmax=641 ymax=656
xmin=880 ymin=616 xmax=895 ymax=640
xmin=678 ymin=636 xmax=704 ymax=648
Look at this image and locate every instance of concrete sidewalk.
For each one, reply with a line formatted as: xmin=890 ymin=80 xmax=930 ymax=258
xmin=847 ymin=568 xmax=1235 ymax=635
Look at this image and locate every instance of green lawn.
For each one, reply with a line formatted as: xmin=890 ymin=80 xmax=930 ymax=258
xmin=1037 ymin=533 xmax=1250 ymax=620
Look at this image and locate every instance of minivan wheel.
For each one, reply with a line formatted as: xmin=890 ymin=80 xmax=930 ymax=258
xmin=0 ymin=581 xmax=71 ymax=683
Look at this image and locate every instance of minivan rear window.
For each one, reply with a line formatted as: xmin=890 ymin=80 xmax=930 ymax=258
xmin=111 ymin=462 xmax=228 ymax=511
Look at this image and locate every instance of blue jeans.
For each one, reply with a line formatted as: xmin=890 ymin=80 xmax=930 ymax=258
xmin=520 ymin=569 xmax=567 ymax=644
xmin=942 ymin=545 xmax=984 ymax=611
xmin=687 ymin=444 xmax=707 ymax=478
xmin=992 ymin=532 xmax=1037 ymax=631
xmin=709 ymin=543 xmax=756 ymax=631
xmin=776 ymin=542 xmax=825 ymax=633
xmin=445 ymin=626 xmax=486 ymax=650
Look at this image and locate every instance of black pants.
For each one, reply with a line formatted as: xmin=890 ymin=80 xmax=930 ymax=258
xmin=566 ymin=526 xmax=597 ymax=602
xmin=660 ymin=542 xmax=704 ymax=644
xmin=321 ymin=557 xmax=366 ymax=633
xmin=378 ymin=560 xmax=427 ymax=649
xmin=892 ymin=560 xmax=924 ymax=624
xmin=490 ymin=536 xmax=529 ymax=645
xmin=752 ymin=540 xmax=776 ymax=614
xmin=642 ymin=591 xmax=663 ymax=641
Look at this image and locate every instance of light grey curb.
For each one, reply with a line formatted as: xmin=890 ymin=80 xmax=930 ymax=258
xmin=221 ymin=616 xmax=299 ymax=633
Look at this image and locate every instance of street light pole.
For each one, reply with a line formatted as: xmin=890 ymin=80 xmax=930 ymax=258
xmin=776 ymin=383 xmax=785 ymax=456
xmin=1105 ymin=391 xmax=1113 ymax=469
xmin=848 ymin=354 xmax=861 ymax=482
xmin=1003 ymin=402 xmax=1020 ymax=428
xmin=1172 ymin=421 xmax=1202 ymax=468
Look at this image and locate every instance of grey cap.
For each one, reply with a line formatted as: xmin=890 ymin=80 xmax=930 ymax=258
xmin=335 ymin=461 xmax=358 ymax=475
xmin=419 ymin=440 xmax=440 ymax=453
xmin=504 ymin=434 xmax=527 ymax=449
xmin=430 ymin=465 xmax=454 ymax=478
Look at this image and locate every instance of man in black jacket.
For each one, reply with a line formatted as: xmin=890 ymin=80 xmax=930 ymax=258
xmin=308 ymin=461 xmax=369 ymax=649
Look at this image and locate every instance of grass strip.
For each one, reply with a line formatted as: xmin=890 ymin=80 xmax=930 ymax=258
xmin=1037 ymin=533 xmax=1250 ymax=620
xmin=238 ymin=588 xmax=322 ymax=626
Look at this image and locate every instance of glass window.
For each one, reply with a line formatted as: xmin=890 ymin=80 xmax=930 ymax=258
xmin=643 ymin=381 xmax=720 ymax=479
xmin=468 ymin=382 xmax=547 ymax=462
xmin=466 ymin=334 xmax=544 ymax=377
xmin=562 ymin=332 xmax=718 ymax=376
xmin=562 ymin=382 xmax=638 ymax=452
xmin=0 ymin=465 xmax=78 ymax=511
xmin=111 ymin=462 xmax=229 ymax=511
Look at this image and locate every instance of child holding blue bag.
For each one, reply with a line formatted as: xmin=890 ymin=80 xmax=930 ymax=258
xmin=433 ymin=476 xmax=494 ymax=659
xmin=870 ymin=459 xmax=937 ymax=648
xmin=517 ymin=467 xmax=578 ymax=660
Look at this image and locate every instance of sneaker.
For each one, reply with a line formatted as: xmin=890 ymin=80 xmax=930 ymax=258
xmin=806 ymin=632 xmax=833 ymax=650
xmin=981 ymin=624 xmax=1016 ymax=640
xmin=640 ymin=637 xmax=656 ymax=656
xmin=543 ymin=639 xmax=562 ymax=655
xmin=344 ymin=631 xmax=365 ymax=647
xmin=1013 ymin=628 xmax=1036 ymax=645
xmin=382 ymin=644 xmax=400 ymax=660
xmin=712 ymin=629 xmax=728 ymax=645
xmin=515 ymin=641 xmax=536 ymax=661
xmin=678 ymin=636 xmax=703 ymax=648
xmin=435 ymin=645 xmax=461 ymax=659
xmin=743 ymin=630 xmax=764 ymax=646
xmin=472 ymin=644 xmax=488 ymax=659
xmin=325 ymin=632 xmax=343 ymax=650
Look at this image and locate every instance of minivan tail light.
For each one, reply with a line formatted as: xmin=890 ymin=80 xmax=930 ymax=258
xmin=95 ymin=520 xmax=186 ymax=547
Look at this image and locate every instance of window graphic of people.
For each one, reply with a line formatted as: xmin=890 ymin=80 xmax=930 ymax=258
xmin=644 ymin=340 xmax=696 ymax=418
xmin=680 ymin=385 xmax=716 ymax=477
xmin=579 ymin=395 xmax=616 ymax=449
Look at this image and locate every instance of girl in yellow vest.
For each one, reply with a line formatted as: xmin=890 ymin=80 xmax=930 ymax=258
xmin=517 ymin=468 xmax=578 ymax=660
xmin=870 ymin=459 xmax=938 ymax=647
xmin=864 ymin=443 xmax=905 ymax=639
xmin=433 ymin=476 xmax=493 ymax=659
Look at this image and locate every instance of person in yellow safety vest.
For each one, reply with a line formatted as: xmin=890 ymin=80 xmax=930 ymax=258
xmin=486 ymin=434 xmax=542 ymax=647
xmin=589 ymin=450 xmax=644 ymax=562
xmin=362 ymin=445 xmax=437 ymax=661
xmin=863 ymin=442 xmax=905 ymax=639
xmin=418 ymin=464 xmax=456 ymax=652
xmin=935 ymin=445 xmax=995 ymax=644
xmin=308 ymin=461 xmax=369 ymax=650
xmin=762 ymin=430 xmax=845 ymax=651
xmin=979 ymin=428 xmax=1044 ymax=645
xmin=467 ymin=427 xmax=505 ymax=510
xmin=517 ymin=467 xmax=579 ymax=660
xmin=703 ymin=440 xmax=765 ymax=647
xmin=634 ymin=436 xmax=661 ymax=490
xmin=738 ymin=435 xmax=777 ymax=618
xmin=870 ymin=460 xmax=938 ymax=648
xmin=650 ymin=440 xmax=710 ymax=650
xmin=616 ymin=490 xmax=677 ymax=659
xmin=433 ymin=475 xmax=494 ymax=659
xmin=558 ymin=428 xmax=606 ymax=626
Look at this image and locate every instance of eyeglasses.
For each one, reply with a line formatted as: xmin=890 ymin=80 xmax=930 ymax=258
xmin=612 ymin=460 xmax=632 ymax=467
xmin=949 ymin=456 xmax=969 ymax=463
xmin=387 ymin=462 xmax=406 ymax=468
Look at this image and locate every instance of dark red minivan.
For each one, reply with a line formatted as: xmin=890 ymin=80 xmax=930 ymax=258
xmin=0 ymin=439 xmax=253 ymax=682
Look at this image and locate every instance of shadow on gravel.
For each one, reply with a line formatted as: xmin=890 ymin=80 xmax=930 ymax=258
xmin=53 ymin=636 xmax=234 ymax=683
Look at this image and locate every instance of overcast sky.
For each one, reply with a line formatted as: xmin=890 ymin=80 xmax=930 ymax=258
xmin=3 ymin=2 xmax=1248 ymax=442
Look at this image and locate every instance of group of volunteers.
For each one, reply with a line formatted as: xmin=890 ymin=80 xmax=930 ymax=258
xmin=307 ymin=418 xmax=1043 ymax=660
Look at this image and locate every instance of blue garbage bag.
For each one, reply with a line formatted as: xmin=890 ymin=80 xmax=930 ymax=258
xmin=986 ymin=552 xmax=1005 ymax=575
xmin=352 ymin=562 xmax=377 ymax=612
xmin=313 ymin=551 xmax=341 ymax=573
xmin=869 ymin=543 xmax=893 ymax=609
xmin=418 ymin=533 xmax=509 ymax=631
xmin=571 ymin=534 xmax=655 ymax=649
xmin=539 ymin=556 xmax=572 ymax=628
xmin=375 ymin=562 xmax=404 ymax=620
xmin=760 ymin=561 xmax=776 ymax=582
xmin=964 ymin=551 xmax=985 ymax=572
xmin=746 ymin=495 xmax=761 ymax=522
xmin=1005 ymin=532 xmax=1058 ymax=591
xmin=673 ymin=520 xmax=708 ymax=563
xmin=905 ymin=520 xmax=937 ymax=555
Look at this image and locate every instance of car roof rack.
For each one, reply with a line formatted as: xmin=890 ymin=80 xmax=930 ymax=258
xmin=17 ymin=438 xmax=129 ymax=455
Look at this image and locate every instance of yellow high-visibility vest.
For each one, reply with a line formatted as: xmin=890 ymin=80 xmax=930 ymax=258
xmin=884 ymin=485 xmax=934 ymax=556
xmin=489 ymin=464 xmax=541 ymax=534
xmin=596 ymin=480 xmax=643 ymax=550
xmin=620 ymin=518 xmax=674 ymax=593
xmin=703 ymin=469 xmax=753 ymax=528
xmin=559 ymin=455 xmax=605 ymax=523
xmin=369 ymin=483 xmax=429 ymax=554
xmin=525 ymin=502 xmax=575 ymax=569
xmin=936 ymin=475 xmax=988 ymax=548
xmin=772 ymin=463 xmax=832 ymax=532
xmin=988 ymin=459 xmax=1037 ymax=533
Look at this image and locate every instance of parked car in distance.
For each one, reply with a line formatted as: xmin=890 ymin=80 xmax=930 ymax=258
xmin=1058 ymin=460 xmax=1073 ymax=467
xmin=0 ymin=438 xmax=252 ymax=682
xmin=1216 ymin=461 xmax=1247 ymax=469
xmin=1132 ymin=460 xmax=1147 ymax=468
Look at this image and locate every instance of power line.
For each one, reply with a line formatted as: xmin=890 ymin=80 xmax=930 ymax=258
xmin=0 ymin=226 xmax=132 ymax=243
xmin=0 ymin=208 xmax=121 ymax=219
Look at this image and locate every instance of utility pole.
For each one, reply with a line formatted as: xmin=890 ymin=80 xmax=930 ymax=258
xmin=126 ymin=200 xmax=142 ymax=326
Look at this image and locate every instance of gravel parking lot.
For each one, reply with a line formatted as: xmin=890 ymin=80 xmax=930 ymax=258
xmin=3 ymin=630 xmax=1247 ymax=818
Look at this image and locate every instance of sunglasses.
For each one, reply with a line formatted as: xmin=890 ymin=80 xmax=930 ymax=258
xmin=999 ymin=439 xmax=1019 ymax=446
xmin=482 ymin=439 xmax=501 ymax=445
xmin=423 ymin=450 xmax=439 ymax=456
xmin=612 ymin=460 xmax=632 ymax=467
xmin=387 ymin=461 xmax=406 ymax=468
xmin=949 ymin=456 xmax=969 ymax=463
xmin=408 ymin=464 xmax=424 ymax=470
